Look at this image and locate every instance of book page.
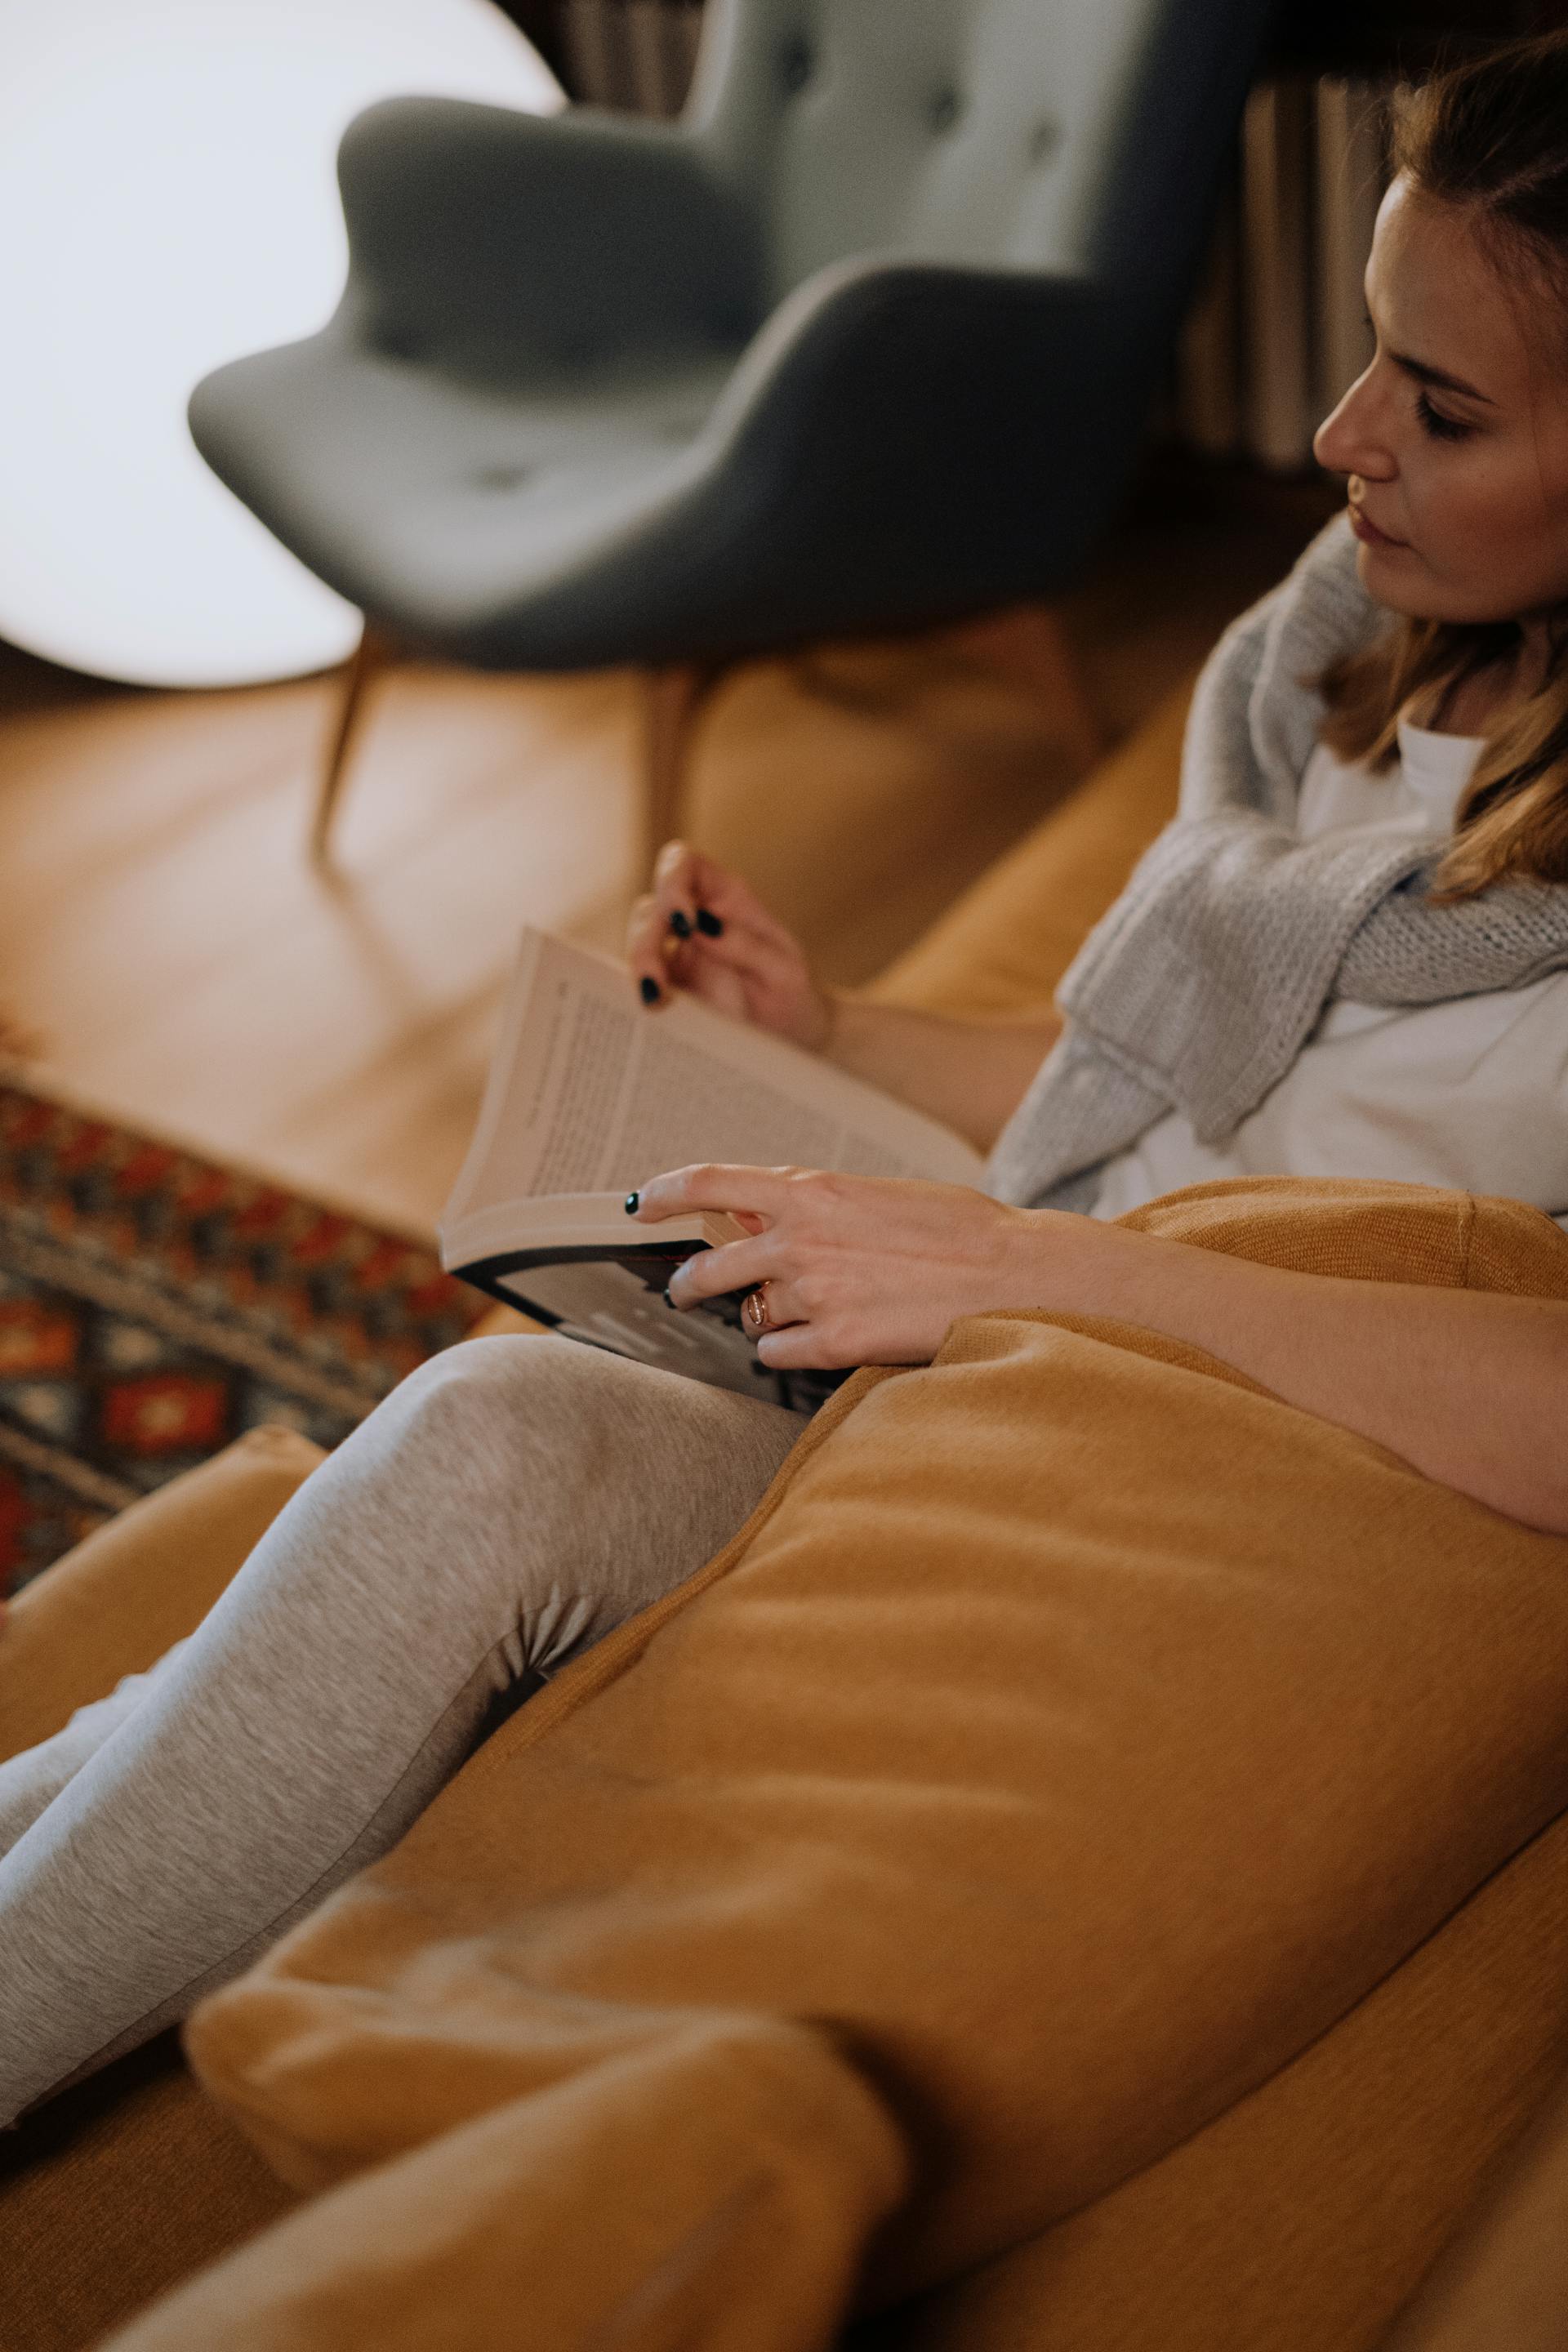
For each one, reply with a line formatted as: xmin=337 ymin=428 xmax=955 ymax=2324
xmin=443 ymin=930 xmax=984 ymax=1243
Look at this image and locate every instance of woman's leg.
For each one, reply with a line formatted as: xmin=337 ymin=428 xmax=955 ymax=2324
xmin=0 ymin=1642 xmax=191 ymax=1856
xmin=0 ymin=1336 xmax=800 ymax=2126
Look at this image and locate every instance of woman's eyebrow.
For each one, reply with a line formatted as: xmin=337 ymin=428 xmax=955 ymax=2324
xmin=1388 ymin=349 xmax=1497 ymax=405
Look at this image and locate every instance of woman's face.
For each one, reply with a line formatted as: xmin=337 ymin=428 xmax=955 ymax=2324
xmin=1313 ymin=175 xmax=1568 ymax=625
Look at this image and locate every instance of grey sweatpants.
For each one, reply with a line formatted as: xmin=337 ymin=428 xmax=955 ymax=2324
xmin=0 ymin=1337 xmax=800 ymax=2127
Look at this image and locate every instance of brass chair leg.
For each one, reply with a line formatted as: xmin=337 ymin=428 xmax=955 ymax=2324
xmin=949 ymin=602 xmax=1107 ymax=775
xmin=311 ymin=624 xmax=390 ymax=869
xmin=639 ymin=658 xmax=733 ymax=889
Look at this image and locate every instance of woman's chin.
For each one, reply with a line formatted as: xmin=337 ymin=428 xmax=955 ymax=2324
xmin=1352 ymin=537 xmax=1508 ymax=625
xmin=1352 ymin=535 xmax=1428 ymax=610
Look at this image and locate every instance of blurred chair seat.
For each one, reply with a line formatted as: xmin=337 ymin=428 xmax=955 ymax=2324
xmin=200 ymin=331 xmax=746 ymax=656
xmin=189 ymin=0 xmax=1280 ymax=870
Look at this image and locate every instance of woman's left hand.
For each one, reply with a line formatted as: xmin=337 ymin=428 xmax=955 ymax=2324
xmin=629 ymin=1163 xmax=1048 ymax=1369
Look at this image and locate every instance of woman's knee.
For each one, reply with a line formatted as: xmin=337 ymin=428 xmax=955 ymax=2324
xmin=216 ymin=1339 xmax=605 ymax=1645
xmin=383 ymin=1331 xmax=607 ymax=1439
xmin=325 ymin=1335 xmax=776 ymax=1572
xmin=345 ymin=1334 xmax=626 ymax=1510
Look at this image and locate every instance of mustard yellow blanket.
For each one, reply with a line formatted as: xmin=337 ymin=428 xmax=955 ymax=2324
xmin=107 ymin=1180 xmax=1568 ymax=2352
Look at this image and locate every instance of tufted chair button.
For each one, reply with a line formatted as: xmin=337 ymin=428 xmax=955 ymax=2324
xmin=778 ymin=34 xmax=813 ymax=94
xmin=1027 ymin=117 xmax=1061 ymax=164
xmin=927 ymin=87 xmax=962 ymax=134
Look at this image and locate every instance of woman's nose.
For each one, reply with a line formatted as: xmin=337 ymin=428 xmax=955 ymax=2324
xmin=1312 ymin=369 xmax=1394 ymax=480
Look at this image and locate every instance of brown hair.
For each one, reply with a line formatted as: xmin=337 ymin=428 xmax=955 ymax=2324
xmin=1316 ymin=33 xmax=1568 ymax=898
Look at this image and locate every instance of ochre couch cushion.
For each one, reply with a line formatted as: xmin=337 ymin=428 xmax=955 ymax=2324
xmin=0 ymin=2044 xmax=299 ymax=2352
xmin=863 ymin=677 xmax=1189 ymax=1017
xmin=0 ymin=679 xmax=1199 ymax=2352
xmin=0 ymin=1426 xmax=324 ymax=2352
xmin=2 ymin=1423 xmax=325 ymax=1755
xmin=98 ymin=1179 xmax=1568 ymax=2352
xmin=893 ymin=1757 xmax=1568 ymax=2352
xmin=1376 ymin=2042 xmax=1568 ymax=2352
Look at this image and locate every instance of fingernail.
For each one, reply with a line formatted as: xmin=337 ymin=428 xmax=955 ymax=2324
xmin=668 ymin=909 xmax=692 ymax=939
xmin=662 ymin=1285 xmax=676 ymax=1308
xmin=639 ymin=976 xmax=661 ymax=1005
xmin=624 ymin=1191 xmax=639 ymax=1214
xmin=696 ymin=908 xmax=724 ymax=937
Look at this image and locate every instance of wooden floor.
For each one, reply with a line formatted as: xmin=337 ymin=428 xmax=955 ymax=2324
xmin=0 ymin=463 xmax=1338 ymax=1241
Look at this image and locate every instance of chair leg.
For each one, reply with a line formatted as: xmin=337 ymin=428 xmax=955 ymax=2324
xmin=949 ymin=602 xmax=1107 ymax=775
xmin=639 ymin=659 xmax=733 ymax=889
xmin=311 ymin=625 xmax=390 ymax=869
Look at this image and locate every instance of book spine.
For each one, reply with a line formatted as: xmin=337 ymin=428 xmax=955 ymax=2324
xmin=667 ymin=0 xmax=705 ymax=118
xmin=1314 ymin=77 xmax=1389 ymax=416
xmin=561 ymin=0 xmax=617 ymax=106
xmin=1175 ymin=172 xmax=1243 ymax=459
xmin=561 ymin=0 xmax=701 ymax=116
xmin=1240 ymin=77 xmax=1316 ymax=474
xmin=1166 ymin=70 xmax=1396 ymax=474
xmin=624 ymin=0 xmax=675 ymax=115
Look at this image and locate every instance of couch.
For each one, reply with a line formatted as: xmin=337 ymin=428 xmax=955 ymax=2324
xmin=3 ymin=682 xmax=1567 ymax=2352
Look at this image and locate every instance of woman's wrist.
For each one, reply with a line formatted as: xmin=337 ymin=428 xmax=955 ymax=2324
xmin=1000 ymin=1205 xmax=1568 ymax=1534
xmin=817 ymin=987 xmax=881 ymax=1067
xmin=813 ymin=996 xmax=1059 ymax=1151
xmin=808 ymin=985 xmax=845 ymax=1057
xmin=1002 ymin=1205 xmax=1173 ymax=1323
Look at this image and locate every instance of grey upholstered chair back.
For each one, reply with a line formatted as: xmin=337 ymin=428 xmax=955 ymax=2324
xmin=688 ymin=0 xmax=1263 ymax=307
xmin=189 ymin=0 xmax=1279 ymax=723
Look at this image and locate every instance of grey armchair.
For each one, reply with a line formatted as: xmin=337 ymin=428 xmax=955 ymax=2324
xmin=189 ymin=0 xmax=1279 ymax=869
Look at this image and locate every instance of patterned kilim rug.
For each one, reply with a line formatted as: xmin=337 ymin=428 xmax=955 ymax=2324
xmin=0 ymin=1085 xmax=489 ymax=1601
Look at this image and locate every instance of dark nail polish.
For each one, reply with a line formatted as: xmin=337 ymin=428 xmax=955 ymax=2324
xmin=662 ymin=1285 xmax=675 ymax=1308
xmin=668 ymin=909 xmax=692 ymax=939
xmin=624 ymin=1191 xmax=639 ymax=1214
xmin=639 ymin=976 xmax=661 ymax=1004
xmin=696 ymin=908 xmax=724 ymax=938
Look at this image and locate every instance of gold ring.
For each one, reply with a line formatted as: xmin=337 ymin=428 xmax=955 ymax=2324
xmin=742 ymin=1284 xmax=773 ymax=1335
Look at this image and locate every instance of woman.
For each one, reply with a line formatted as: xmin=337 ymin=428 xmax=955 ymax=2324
xmin=3 ymin=34 xmax=1568 ymax=2128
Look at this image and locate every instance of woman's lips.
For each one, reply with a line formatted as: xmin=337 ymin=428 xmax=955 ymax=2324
xmin=1348 ymin=501 xmax=1407 ymax=549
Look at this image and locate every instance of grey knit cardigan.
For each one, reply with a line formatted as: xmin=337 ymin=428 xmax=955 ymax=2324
xmin=983 ymin=513 xmax=1568 ymax=1212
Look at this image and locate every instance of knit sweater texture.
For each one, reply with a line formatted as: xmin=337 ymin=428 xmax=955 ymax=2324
xmin=983 ymin=514 xmax=1568 ymax=1212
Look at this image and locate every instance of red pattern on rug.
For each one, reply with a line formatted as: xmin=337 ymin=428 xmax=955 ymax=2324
xmin=0 ymin=1086 xmax=488 ymax=1599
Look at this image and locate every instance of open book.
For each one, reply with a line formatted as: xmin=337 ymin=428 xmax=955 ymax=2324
xmin=439 ymin=929 xmax=986 ymax=1414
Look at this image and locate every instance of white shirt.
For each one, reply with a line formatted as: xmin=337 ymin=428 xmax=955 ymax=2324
xmin=1089 ymin=718 xmax=1568 ymax=1232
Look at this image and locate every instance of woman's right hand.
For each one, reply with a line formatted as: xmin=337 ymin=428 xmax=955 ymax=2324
xmin=626 ymin=841 xmax=833 ymax=1051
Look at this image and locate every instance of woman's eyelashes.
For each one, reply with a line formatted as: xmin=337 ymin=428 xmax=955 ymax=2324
xmin=1415 ymin=388 xmax=1473 ymax=442
xmin=1358 ymin=316 xmax=1475 ymax=443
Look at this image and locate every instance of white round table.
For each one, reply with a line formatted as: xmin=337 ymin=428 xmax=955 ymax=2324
xmin=0 ymin=0 xmax=563 ymax=687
